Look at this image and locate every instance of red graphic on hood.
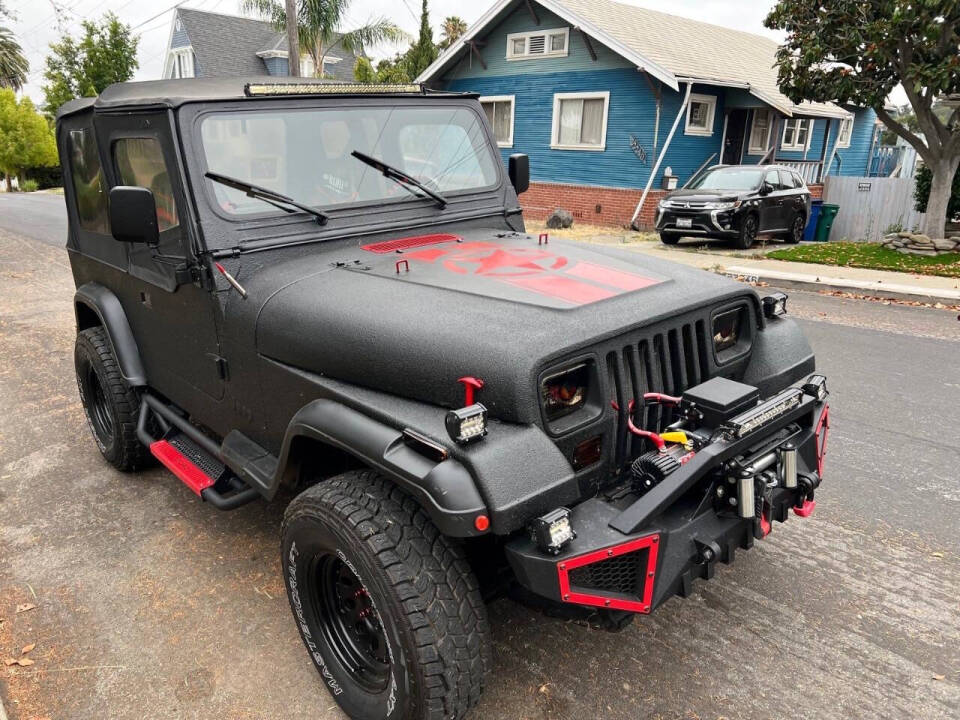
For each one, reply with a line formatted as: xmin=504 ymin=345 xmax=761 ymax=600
xmin=403 ymin=241 xmax=660 ymax=306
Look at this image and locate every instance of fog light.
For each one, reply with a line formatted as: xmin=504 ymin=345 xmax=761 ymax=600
xmin=762 ymin=292 xmax=788 ymax=318
xmin=529 ymin=507 xmax=576 ymax=555
xmin=445 ymin=403 xmax=488 ymax=444
xmin=802 ymin=374 xmax=828 ymax=402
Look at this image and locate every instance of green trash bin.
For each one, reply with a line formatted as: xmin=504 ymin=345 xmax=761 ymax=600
xmin=814 ymin=203 xmax=839 ymax=242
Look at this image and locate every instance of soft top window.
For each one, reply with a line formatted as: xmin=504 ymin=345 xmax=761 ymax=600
xmin=68 ymin=128 xmax=110 ymax=234
xmin=114 ymin=137 xmax=180 ymax=231
xmin=198 ymin=105 xmax=499 ymax=217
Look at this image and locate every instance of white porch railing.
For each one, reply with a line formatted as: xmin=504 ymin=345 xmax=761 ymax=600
xmin=776 ymin=160 xmax=824 ymax=185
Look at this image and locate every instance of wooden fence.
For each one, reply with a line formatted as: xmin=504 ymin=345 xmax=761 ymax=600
xmin=821 ymin=175 xmax=926 ymax=242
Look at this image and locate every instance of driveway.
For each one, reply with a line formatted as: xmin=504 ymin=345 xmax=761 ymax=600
xmin=1 ymin=196 xmax=958 ymax=719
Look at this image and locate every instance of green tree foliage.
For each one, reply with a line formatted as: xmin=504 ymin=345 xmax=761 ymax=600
xmin=353 ymin=54 xmax=414 ymax=83
xmin=913 ymin=163 xmax=960 ymax=220
xmin=765 ymin=1 xmax=960 ymax=238
xmin=0 ymin=88 xmax=59 ymax=191
xmin=242 ymin=0 xmax=404 ymax=78
xmin=42 ymin=13 xmax=138 ymax=117
xmin=438 ymin=16 xmax=467 ymax=50
xmin=406 ymin=0 xmax=438 ymax=79
xmin=0 ymin=26 xmax=28 ymax=91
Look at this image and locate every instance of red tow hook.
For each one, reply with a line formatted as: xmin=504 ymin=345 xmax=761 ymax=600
xmin=794 ymin=499 xmax=816 ymax=517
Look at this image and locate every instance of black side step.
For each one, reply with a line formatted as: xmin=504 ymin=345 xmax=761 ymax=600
xmin=137 ymin=395 xmax=261 ymax=510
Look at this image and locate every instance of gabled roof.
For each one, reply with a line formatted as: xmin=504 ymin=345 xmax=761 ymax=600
xmin=417 ymin=0 xmax=850 ymax=118
xmin=173 ymin=8 xmax=362 ymax=83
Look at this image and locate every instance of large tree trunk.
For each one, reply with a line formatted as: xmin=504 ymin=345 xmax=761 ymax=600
xmin=4 ymin=173 xmax=11 ymax=192
xmin=285 ymin=0 xmax=300 ymax=77
xmin=922 ymin=155 xmax=960 ymax=238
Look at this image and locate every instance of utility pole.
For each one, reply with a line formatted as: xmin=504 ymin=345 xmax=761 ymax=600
xmin=285 ymin=0 xmax=300 ymax=76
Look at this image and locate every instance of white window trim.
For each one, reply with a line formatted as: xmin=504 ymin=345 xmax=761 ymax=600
xmin=747 ymin=108 xmax=773 ymax=154
xmin=836 ymin=115 xmax=853 ymax=148
xmin=781 ymin=118 xmax=814 ymax=151
xmin=167 ymin=47 xmax=194 ymax=79
xmin=550 ymin=91 xmax=610 ymax=151
xmin=684 ymin=94 xmax=717 ymax=137
xmin=506 ymin=27 xmax=570 ymax=61
xmin=479 ymin=95 xmax=515 ymax=148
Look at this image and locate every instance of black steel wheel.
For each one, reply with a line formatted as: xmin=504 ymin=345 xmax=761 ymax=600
xmin=282 ymin=470 xmax=491 ymax=720
xmin=734 ymin=213 xmax=758 ymax=249
xmin=659 ymin=232 xmax=680 ymax=245
xmin=74 ymin=326 xmax=150 ymax=471
xmin=786 ymin=213 xmax=805 ymax=244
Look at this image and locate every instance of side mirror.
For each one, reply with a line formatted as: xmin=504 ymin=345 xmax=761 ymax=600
xmin=508 ymin=153 xmax=530 ymax=195
xmin=759 ymin=182 xmax=773 ymax=196
xmin=109 ymin=186 xmax=159 ymax=244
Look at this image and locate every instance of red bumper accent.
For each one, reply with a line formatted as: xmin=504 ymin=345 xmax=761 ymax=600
xmin=149 ymin=440 xmax=215 ymax=496
xmin=793 ymin=499 xmax=816 ymax=517
xmin=362 ymin=233 xmax=460 ymax=253
xmin=815 ymin=405 xmax=830 ymax=476
xmin=557 ymin=534 xmax=659 ymax=614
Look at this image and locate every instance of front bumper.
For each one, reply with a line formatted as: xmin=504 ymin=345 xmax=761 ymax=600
xmin=505 ymin=394 xmax=829 ymax=614
xmin=656 ymin=206 xmax=742 ymax=236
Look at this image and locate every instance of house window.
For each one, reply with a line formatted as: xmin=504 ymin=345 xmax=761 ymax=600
xmin=480 ymin=95 xmax=515 ymax=147
xmin=551 ymin=91 xmax=609 ymax=151
xmin=836 ymin=116 xmax=853 ymax=148
xmin=169 ymin=48 xmax=194 ymax=79
xmin=748 ymin=109 xmax=773 ymax=154
xmin=684 ymin=94 xmax=716 ymax=136
xmin=506 ymin=28 xmax=569 ymax=60
xmin=781 ymin=118 xmax=813 ymax=151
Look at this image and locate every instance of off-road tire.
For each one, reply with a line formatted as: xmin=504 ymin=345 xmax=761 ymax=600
xmin=282 ymin=470 xmax=491 ymax=720
xmin=659 ymin=232 xmax=680 ymax=245
xmin=734 ymin=213 xmax=758 ymax=250
xmin=74 ymin=326 xmax=149 ymax=471
xmin=785 ymin=212 xmax=805 ymax=244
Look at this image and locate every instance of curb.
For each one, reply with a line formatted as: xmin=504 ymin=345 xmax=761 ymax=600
xmin=721 ymin=265 xmax=960 ymax=304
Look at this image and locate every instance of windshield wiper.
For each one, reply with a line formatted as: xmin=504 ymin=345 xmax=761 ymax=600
xmin=350 ymin=150 xmax=447 ymax=209
xmin=205 ymin=171 xmax=328 ymax=225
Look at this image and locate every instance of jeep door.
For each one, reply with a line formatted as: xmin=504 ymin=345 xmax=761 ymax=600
xmin=96 ymin=112 xmax=224 ymax=404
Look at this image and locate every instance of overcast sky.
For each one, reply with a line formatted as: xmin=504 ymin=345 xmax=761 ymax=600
xmin=6 ymin=0 xmax=904 ymax=107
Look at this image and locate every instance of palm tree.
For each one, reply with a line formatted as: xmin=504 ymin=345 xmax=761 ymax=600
xmin=0 ymin=26 xmax=28 ymax=91
xmin=438 ymin=16 xmax=467 ymax=50
xmin=242 ymin=0 xmax=405 ymax=78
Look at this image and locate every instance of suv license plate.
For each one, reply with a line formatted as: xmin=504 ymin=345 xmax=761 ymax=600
xmin=676 ymin=217 xmax=692 ymax=228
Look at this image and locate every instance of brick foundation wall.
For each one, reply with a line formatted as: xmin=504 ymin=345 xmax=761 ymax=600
xmin=517 ymin=181 xmax=826 ymax=229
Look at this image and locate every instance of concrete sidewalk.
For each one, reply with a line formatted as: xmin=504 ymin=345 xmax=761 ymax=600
xmin=592 ymin=237 xmax=960 ymax=303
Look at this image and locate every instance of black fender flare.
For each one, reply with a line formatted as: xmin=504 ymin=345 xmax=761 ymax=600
xmin=74 ymin=282 xmax=147 ymax=386
xmin=273 ymin=399 xmax=488 ymax=537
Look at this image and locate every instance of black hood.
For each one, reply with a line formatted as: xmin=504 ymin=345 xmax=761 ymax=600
xmin=664 ymin=188 xmax=751 ymax=203
xmin=249 ymin=229 xmax=755 ymax=422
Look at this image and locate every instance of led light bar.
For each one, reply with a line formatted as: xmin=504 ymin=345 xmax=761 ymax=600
xmin=726 ymin=388 xmax=803 ymax=439
xmin=762 ymin=291 xmax=788 ymax=318
xmin=244 ymin=82 xmax=423 ymax=96
xmin=445 ymin=403 xmax=488 ymax=444
xmin=529 ymin=507 xmax=576 ymax=555
xmin=802 ymin=374 xmax=829 ymax=401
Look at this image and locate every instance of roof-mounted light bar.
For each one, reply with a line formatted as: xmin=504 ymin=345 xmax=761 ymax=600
xmin=244 ymin=82 xmax=423 ymax=97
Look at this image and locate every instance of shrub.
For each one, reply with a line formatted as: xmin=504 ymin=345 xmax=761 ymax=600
xmin=21 ymin=179 xmax=39 ymax=192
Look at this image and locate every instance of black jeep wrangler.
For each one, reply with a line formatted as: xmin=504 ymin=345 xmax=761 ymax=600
xmin=57 ymin=78 xmax=829 ymax=720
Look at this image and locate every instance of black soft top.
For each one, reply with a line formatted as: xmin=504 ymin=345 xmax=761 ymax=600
xmin=56 ymin=77 xmax=474 ymax=120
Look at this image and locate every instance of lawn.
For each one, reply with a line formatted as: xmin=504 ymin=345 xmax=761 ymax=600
xmin=767 ymin=241 xmax=960 ymax=278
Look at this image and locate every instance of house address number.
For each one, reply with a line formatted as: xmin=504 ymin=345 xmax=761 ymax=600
xmin=858 ymin=182 xmax=871 ymax=191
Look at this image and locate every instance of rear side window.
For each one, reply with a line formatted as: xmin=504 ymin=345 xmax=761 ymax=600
xmin=114 ymin=138 xmax=180 ymax=232
xmin=764 ymin=169 xmax=783 ymax=190
xmin=68 ymin=129 xmax=110 ymax=233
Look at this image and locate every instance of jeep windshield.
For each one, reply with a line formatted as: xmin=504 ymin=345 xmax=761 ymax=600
xmin=688 ymin=167 xmax=765 ymax=191
xmin=198 ymin=105 xmax=499 ymax=216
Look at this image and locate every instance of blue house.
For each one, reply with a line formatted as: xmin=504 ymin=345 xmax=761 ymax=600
xmin=416 ymin=0 xmax=879 ymax=227
xmin=163 ymin=8 xmax=363 ymax=83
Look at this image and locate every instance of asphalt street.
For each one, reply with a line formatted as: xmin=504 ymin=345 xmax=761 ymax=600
xmin=1 ymin=193 xmax=958 ymax=719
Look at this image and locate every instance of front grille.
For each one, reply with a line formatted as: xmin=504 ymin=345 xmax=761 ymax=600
xmin=568 ymin=550 xmax=641 ymax=595
xmin=607 ymin=320 xmax=712 ymax=468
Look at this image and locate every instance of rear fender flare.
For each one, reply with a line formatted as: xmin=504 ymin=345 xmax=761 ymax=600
xmin=275 ymin=399 xmax=488 ymax=537
xmin=74 ymin=282 xmax=147 ymax=386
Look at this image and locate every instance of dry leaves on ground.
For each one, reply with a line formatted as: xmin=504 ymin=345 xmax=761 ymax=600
xmin=3 ymin=657 xmax=33 ymax=666
xmin=22 ymin=642 xmax=36 ymax=655
xmin=15 ymin=603 xmax=37 ymax=614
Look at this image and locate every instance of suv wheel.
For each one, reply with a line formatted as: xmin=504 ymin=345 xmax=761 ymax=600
xmin=74 ymin=326 xmax=150 ymax=471
xmin=659 ymin=232 xmax=680 ymax=245
xmin=734 ymin=214 xmax=758 ymax=250
xmin=785 ymin=213 xmax=805 ymax=244
xmin=282 ymin=470 xmax=491 ymax=720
